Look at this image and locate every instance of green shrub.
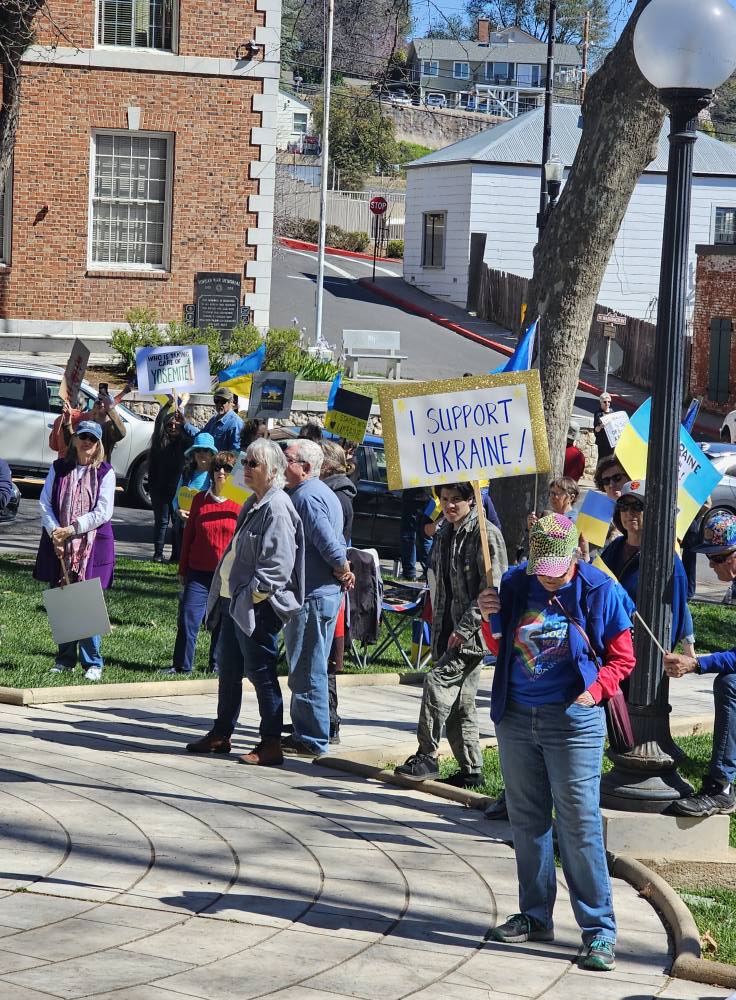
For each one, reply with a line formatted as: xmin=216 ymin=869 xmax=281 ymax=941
xmin=297 ymin=357 xmax=341 ymax=381
xmin=385 ymin=239 xmax=404 ymax=258
xmin=111 ymin=307 xmax=166 ymax=376
xmin=264 ymin=327 xmax=303 ymax=372
xmin=229 ymin=324 xmax=264 ymax=358
xmin=280 ymin=217 xmax=369 ymax=252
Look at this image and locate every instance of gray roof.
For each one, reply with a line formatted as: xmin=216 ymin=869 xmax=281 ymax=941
xmin=407 ymin=103 xmax=736 ymax=176
xmin=411 ymin=37 xmax=582 ymax=66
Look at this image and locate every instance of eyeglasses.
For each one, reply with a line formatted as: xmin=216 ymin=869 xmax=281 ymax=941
xmin=286 ymin=456 xmax=306 ymax=466
xmin=617 ymin=501 xmax=644 ymax=513
xmin=547 ymin=490 xmax=572 ymax=500
xmin=214 ymin=398 xmax=230 ymax=405
xmin=242 ymin=459 xmax=261 ymax=469
xmin=709 ymin=551 xmax=736 ymax=565
xmin=601 ymin=472 xmax=627 ymax=487
xmin=78 ymin=433 xmax=97 ymax=442
xmin=214 ymin=462 xmax=234 ymax=473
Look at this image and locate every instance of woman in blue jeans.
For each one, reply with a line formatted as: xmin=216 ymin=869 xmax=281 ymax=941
xmin=186 ymin=439 xmax=304 ymax=766
xmin=479 ymin=514 xmax=635 ymax=973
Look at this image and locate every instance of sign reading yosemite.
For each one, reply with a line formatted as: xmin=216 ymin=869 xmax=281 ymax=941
xmin=136 ymin=345 xmax=211 ymax=393
xmin=379 ymin=371 xmax=550 ymax=491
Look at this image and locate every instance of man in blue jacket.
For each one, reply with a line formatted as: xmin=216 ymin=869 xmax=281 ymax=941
xmin=665 ymin=512 xmax=736 ymax=817
xmin=283 ymin=439 xmax=354 ymax=757
xmin=184 ymin=387 xmax=243 ymax=452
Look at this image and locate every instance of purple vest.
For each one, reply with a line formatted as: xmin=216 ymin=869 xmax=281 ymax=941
xmin=34 ymin=459 xmax=115 ymax=589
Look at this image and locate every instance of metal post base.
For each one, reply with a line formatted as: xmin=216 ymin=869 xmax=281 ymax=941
xmin=601 ymin=744 xmax=694 ymax=813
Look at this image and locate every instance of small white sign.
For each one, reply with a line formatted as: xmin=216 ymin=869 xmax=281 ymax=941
xmin=136 ymin=345 xmax=211 ymax=394
xmin=602 ymin=410 xmax=629 ymax=448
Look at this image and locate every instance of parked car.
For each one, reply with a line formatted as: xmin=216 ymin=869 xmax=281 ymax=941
xmin=390 ymin=89 xmax=411 ymax=105
xmin=721 ymin=410 xmax=736 ymax=442
xmin=0 ymin=481 xmax=21 ymax=523
xmin=701 ymin=443 xmax=736 ymax=518
xmin=424 ymin=93 xmax=447 ymax=109
xmin=0 ymin=362 xmax=155 ymax=506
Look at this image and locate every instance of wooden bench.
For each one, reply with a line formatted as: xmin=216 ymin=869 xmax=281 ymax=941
xmin=342 ymin=329 xmax=407 ymax=379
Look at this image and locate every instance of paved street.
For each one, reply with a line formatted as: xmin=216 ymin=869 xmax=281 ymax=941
xmin=0 ymin=682 xmax=727 ymax=1000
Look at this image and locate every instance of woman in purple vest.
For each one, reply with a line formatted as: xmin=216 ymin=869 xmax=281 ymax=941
xmin=34 ymin=420 xmax=116 ymax=681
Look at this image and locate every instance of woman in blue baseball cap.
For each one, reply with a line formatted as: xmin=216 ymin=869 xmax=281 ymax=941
xmin=170 ymin=433 xmax=218 ymax=560
xmin=34 ymin=420 xmax=116 ymax=681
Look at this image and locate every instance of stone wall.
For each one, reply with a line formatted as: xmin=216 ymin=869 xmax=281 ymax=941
xmin=387 ymin=105 xmax=503 ymax=149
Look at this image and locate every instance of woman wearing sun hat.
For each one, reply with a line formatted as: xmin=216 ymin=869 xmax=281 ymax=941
xmin=477 ymin=513 xmax=635 ymax=973
xmin=171 ymin=432 xmax=218 ymax=560
xmin=34 ymin=420 xmax=117 ymax=681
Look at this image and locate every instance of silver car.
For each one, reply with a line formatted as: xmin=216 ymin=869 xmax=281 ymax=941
xmin=701 ymin=442 xmax=736 ymax=518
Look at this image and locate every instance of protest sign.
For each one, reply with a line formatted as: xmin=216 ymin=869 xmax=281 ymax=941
xmin=136 ymin=345 xmax=211 ymax=394
xmin=615 ymin=398 xmax=722 ymax=538
xmin=247 ymin=371 xmax=296 ymax=420
xmin=60 ymin=339 xmax=90 ymax=407
xmin=221 ymin=456 xmax=253 ymax=505
xmin=378 ymin=371 xmax=550 ymax=491
xmin=43 ymin=578 xmax=111 ymax=645
xmin=176 ymin=485 xmax=200 ymax=513
xmin=602 ymin=410 xmax=629 ymax=449
xmin=324 ymin=387 xmax=372 ymax=443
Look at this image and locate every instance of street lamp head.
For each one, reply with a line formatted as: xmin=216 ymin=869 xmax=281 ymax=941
xmin=544 ymin=155 xmax=564 ymax=184
xmin=634 ymin=0 xmax=736 ymax=92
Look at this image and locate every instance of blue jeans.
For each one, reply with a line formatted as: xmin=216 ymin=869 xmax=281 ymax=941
xmin=152 ymin=501 xmax=174 ymax=557
xmin=496 ymin=699 xmax=615 ymax=945
xmin=284 ymin=592 xmax=341 ymax=754
xmin=213 ymin=598 xmax=283 ymax=742
xmin=57 ymin=635 xmax=103 ymax=670
xmin=173 ymin=570 xmax=219 ymax=673
xmin=400 ymin=504 xmax=431 ymax=579
xmin=710 ymin=672 xmax=736 ymax=786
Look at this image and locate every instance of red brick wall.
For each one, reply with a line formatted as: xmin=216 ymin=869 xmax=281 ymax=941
xmin=0 ymin=65 xmax=263 ymax=322
xmin=690 ymin=247 xmax=736 ymax=414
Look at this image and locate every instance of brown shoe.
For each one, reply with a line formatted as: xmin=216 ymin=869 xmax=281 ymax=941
xmin=238 ymin=741 xmax=284 ymax=766
xmin=186 ymin=731 xmax=231 ymax=754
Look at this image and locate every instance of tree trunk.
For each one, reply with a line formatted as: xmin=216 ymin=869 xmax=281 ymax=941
xmin=492 ymin=0 xmax=664 ymax=558
xmin=0 ymin=1 xmax=46 ymax=199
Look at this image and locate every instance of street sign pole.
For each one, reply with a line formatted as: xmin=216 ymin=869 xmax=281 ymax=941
xmin=314 ymin=0 xmax=335 ymax=345
xmin=369 ymin=195 xmax=388 ymax=283
xmin=372 ymin=213 xmax=378 ymax=281
xmin=603 ymin=334 xmax=612 ymax=394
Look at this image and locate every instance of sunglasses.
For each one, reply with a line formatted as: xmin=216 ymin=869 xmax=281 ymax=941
xmin=78 ymin=433 xmax=98 ymax=442
xmin=617 ymin=501 xmax=644 ymax=513
xmin=601 ymin=472 xmax=627 ymax=487
xmin=214 ymin=462 xmax=234 ymax=473
xmin=709 ymin=551 xmax=736 ymax=565
xmin=242 ymin=459 xmax=261 ymax=469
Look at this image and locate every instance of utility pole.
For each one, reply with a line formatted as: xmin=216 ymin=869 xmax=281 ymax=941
xmin=314 ymin=0 xmax=334 ymax=344
xmin=537 ymin=0 xmax=557 ymax=234
xmin=581 ymin=10 xmax=590 ymax=101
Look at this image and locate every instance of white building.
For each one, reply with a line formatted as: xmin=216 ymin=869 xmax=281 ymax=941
xmin=276 ymin=91 xmax=313 ymax=151
xmin=404 ymin=104 xmax=736 ymax=320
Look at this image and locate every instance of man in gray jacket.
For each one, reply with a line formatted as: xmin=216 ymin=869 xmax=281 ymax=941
xmin=283 ymin=439 xmax=354 ymax=757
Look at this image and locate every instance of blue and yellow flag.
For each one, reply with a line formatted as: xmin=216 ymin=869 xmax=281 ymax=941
xmin=592 ymin=554 xmax=618 ymax=581
xmin=217 ymin=344 xmax=266 ymax=397
xmin=577 ymin=491 xmax=616 ymax=548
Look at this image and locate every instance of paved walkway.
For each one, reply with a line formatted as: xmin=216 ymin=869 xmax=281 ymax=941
xmin=0 ymin=676 xmax=728 ymax=1000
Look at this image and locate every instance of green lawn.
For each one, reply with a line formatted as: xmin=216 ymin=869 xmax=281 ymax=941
xmin=690 ymin=601 xmax=736 ymax=654
xmin=0 ymin=554 xmax=410 ymax=687
xmin=678 ymin=889 xmax=736 ymax=965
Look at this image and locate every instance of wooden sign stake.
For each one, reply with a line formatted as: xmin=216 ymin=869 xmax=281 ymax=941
xmin=471 ymin=481 xmax=495 ymax=588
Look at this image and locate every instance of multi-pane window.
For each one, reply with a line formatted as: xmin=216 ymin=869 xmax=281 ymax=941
xmin=422 ymin=60 xmax=439 ymax=77
xmin=715 ymin=207 xmax=736 ymax=244
xmin=453 ymin=62 xmax=470 ymax=79
xmin=90 ymin=133 xmax=171 ymax=269
xmin=489 ymin=61 xmax=514 ymax=81
xmin=98 ymin=0 xmax=175 ymax=50
xmin=293 ymin=112 xmax=309 ymax=135
xmin=422 ymin=212 xmax=446 ymax=268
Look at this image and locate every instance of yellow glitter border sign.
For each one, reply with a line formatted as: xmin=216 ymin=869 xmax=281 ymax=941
xmin=378 ymin=370 xmax=550 ymax=491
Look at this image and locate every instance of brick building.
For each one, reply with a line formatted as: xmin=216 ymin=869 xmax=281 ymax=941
xmin=689 ymin=244 xmax=736 ymax=414
xmin=0 ymin=0 xmax=280 ymax=335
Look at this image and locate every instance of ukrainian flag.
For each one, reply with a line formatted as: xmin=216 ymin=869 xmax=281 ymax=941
xmin=217 ymin=343 xmax=266 ymax=397
xmin=592 ymin=554 xmax=618 ymax=581
xmin=576 ymin=491 xmax=616 ymax=548
xmin=614 ymin=399 xmax=650 ymax=480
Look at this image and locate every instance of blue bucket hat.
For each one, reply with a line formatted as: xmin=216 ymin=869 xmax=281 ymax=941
xmin=75 ymin=420 xmax=103 ymax=442
xmin=185 ymin=432 xmax=218 ymax=457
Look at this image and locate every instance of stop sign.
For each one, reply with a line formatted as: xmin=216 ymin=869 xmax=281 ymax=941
xmin=369 ymin=196 xmax=388 ymax=215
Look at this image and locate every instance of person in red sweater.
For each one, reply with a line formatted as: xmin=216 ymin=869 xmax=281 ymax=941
xmin=563 ymin=421 xmax=586 ymax=482
xmin=166 ymin=451 xmax=241 ymax=674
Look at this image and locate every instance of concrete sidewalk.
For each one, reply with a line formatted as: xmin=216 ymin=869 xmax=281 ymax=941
xmin=0 ymin=674 xmax=728 ymax=999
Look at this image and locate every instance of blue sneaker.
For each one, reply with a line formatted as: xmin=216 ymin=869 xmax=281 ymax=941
xmin=579 ymin=937 xmax=616 ymax=972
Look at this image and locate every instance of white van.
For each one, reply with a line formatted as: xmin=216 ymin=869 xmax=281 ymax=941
xmin=0 ymin=361 xmax=154 ymax=505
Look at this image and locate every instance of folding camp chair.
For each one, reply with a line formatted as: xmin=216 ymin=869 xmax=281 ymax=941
xmin=366 ymin=581 xmax=431 ymax=670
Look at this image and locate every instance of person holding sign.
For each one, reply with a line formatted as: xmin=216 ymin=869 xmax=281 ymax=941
xmin=394 ymin=483 xmax=507 ymax=786
xmin=593 ymin=393 xmax=615 ymax=462
xmin=34 ymin=421 xmax=116 ymax=681
xmin=148 ymin=394 xmax=194 ymax=562
xmin=477 ymin=515 xmax=635 ymax=972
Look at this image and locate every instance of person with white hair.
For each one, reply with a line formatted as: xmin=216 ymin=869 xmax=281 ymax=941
xmin=185 ymin=438 xmax=305 ymax=766
xmin=282 ymin=438 xmax=355 ymax=757
xmin=593 ymin=393 xmax=614 ymax=462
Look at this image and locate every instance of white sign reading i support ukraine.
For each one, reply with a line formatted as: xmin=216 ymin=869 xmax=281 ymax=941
xmin=379 ymin=371 xmax=551 ymax=491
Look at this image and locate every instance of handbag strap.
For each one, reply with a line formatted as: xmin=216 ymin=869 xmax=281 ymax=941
xmin=550 ymin=595 xmax=603 ymax=672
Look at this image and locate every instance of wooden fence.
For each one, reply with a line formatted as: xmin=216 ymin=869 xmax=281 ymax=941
xmin=477 ymin=266 xmax=663 ymax=392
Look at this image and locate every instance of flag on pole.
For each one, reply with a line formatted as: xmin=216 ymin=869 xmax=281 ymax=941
xmin=683 ymin=398 xmax=701 ymax=434
xmin=217 ymin=343 xmax=266 ymax=397
xmin=576 ymin=491 xmax=617 ymax=548
xmin=327 ymin=371 xmax=342 ymax=410
xmin=490 ymin=317 xmax=539 ymax=374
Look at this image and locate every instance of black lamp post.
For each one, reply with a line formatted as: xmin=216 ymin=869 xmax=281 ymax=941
xmin=601 ymin=0 xmax=736 ymax=811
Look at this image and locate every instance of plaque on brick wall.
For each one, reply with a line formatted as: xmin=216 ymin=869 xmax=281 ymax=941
xmin=195 ymin=273 xmax=241 ymax=334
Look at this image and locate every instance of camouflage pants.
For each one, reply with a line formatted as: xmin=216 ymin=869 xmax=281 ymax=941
xmin=416 ymin=651 xmax=484 ymax=773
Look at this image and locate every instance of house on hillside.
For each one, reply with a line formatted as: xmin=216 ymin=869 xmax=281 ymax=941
xmin=277 ymin=91 xmax=314 ymax=152
xmin=0 ymin=0 xmax=280 ymax=334
xmin=403 ymin=103 xmax=736 ymax=321
xmin=407 ymin=22 xmax=582 ymax=117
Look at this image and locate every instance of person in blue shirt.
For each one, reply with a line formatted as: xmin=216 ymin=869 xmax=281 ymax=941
xmin=171 ymin=433 xmax=217 ymax=560
xmin=478 ymin=514 xmax=635 ymax=974
xmin=665 ymin=511 xmax=736 ymax=818
xmin=184 ymin=387 xmax=243 ymax=452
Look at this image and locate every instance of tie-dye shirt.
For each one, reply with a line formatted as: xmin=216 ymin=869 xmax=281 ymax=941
xmin=509 ymin=577 xmax=580 ymax=705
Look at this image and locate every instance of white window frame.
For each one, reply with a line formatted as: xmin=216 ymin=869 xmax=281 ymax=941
xmin=422 ymin=211 xmax=446 ymax=269
xmin=292 ymin=112 xmax=309 ymax=135
xmin=0 ymin=165 xmax=12 ymax=265
xmin=490 ymin=61 xmax=513 ymax=81
xmin=422 ymin=59 xmax=439 ymax=77
xmin=713 ymin=205 xmax=736 ymax=245
xmin=95 ymin=0 xmax=179 ymax=53
xmin=453 ymin=61 xmax=470 ymax=80
xmin=87 ymin=129 xmax=174 ymax=272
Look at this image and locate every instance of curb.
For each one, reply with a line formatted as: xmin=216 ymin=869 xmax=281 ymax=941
xmin=357 ymin=277 xmax=638 ymax=414
xmin=611 ymin=855 xmax=736 ymax=988
xmin=0 ymin=669 xmax=403 ymax=707
xmin=280 ymin=237 xmax=401 ymax=263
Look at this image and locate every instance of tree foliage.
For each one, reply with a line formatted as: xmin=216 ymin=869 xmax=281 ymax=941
xmin=463 ymin=0 xmax=611 ymax=45
xmin=710 ymin=73 xmax=736 ymax=144
xmin=313 ymin=88 xmax=398 ymax=189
